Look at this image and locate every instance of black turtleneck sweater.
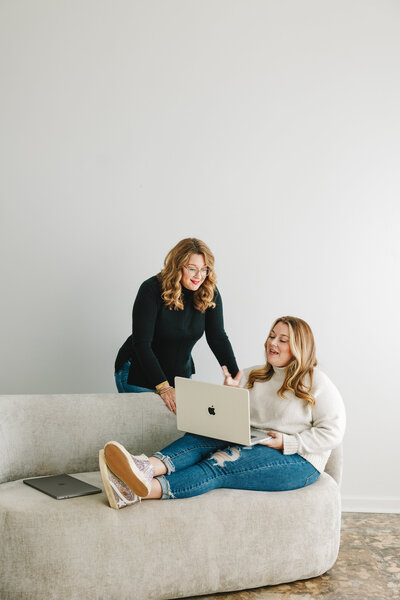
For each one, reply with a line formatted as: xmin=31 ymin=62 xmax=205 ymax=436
xmin=115 ymin=275 xmax=239 ymax=389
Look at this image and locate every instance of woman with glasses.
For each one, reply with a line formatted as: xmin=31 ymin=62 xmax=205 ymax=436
xmin=114 ymin=238 xmax=240 ymax=413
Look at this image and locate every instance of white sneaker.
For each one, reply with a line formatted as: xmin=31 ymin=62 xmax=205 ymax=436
xmin=99 ymin=450 xmax=139 ymax=510
xmin=104 ymin=441 xmax=154 ymax=498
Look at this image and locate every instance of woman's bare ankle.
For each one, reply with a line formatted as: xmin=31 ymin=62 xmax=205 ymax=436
xmin=149 ymin=456 xmax=167 ymax=476
xmin=144 ymin=478 xmax=162 ymax=500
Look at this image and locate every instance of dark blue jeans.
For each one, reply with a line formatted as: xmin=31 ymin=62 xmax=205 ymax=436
xmin=114 ymin=361 xmax=154 ymax=393
xmin=153 ymin=433 xmax=320 ymax=499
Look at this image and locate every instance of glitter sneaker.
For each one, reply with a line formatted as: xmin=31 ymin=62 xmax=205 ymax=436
xmin=99 ymin=449 xmax=139 ymax=510
xmin=104 ymin=441 xmax=154 ymax=498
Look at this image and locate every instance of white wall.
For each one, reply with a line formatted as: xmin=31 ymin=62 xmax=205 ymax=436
xmin=1 ymin=1 xmax=399 ymax=512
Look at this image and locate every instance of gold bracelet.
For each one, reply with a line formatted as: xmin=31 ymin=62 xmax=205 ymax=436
xmin=156 ymin=380 xmax=169 ymax=391
xmin=159 ymin=386 xmax=173 ymax=396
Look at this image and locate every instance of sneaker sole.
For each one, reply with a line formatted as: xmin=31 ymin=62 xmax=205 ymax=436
xmin=104 ymin=441 xmax=150 ymax=497
xmin=99 ymin=449 xmax=119 ymax=509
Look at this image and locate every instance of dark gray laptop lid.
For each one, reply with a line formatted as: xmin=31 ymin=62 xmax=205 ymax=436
xmin=23 ymin=474 xmax=101 ymax=499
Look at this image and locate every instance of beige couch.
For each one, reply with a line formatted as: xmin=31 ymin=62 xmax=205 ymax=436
xmin=0 ymin=392 xmax=343 ymax=599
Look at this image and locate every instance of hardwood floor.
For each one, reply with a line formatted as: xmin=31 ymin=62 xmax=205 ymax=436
xmin=189 ymin=513 xmax=400 ymax=600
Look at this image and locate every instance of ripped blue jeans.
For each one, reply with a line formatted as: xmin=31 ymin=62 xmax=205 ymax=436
xmin=153 ymin=433 xmax=320 ymax=499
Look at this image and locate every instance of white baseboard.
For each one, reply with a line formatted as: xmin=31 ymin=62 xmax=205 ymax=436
xmin=341 ymin=496 xmax=400 ymax=514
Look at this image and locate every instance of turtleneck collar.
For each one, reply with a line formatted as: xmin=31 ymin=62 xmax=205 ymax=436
xmin=272 ymin=365 xmax=286 ymax=380
xmin=181 ymin=284 xmax=196 ymax=294
xmin=181 ymin=284 xmax=195 ymax=298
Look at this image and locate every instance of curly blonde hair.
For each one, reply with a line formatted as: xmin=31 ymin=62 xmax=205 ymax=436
xmin=158 ymin=238 xmax=217 ymax=312
xmin=247 ymin=316 xmax=317 ymax=406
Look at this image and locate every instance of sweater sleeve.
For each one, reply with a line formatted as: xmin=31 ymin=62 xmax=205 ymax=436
xmin=282 ymin=373 xmax=346 ymax=456
xmin=205 ymin=288 xmax=239 ymax=377
xmin=131 ymin=279 xmax=168 ymax=387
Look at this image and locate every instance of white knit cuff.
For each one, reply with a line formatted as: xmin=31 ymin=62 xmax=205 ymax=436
xmin=283 ymin=434 xmax=299 ymax=455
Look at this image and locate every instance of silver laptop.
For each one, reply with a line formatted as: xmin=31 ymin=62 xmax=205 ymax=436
xmin=175 ymin=377 xmax=271 ymax=446
xmin=23 ymin=474 xmax=102 ymax=499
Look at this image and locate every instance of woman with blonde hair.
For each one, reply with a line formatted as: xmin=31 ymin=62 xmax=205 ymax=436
xmin=102 ymin=316 xmax=346 ymax=509
xmin=114 ymin=238 xmax=240 ymax=413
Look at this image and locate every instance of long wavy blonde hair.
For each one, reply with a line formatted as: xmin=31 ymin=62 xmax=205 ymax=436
xmin=158 ymin=238 xmax=217 ymax=312
xmin=247 ymin=316 xmax=317 ymax=406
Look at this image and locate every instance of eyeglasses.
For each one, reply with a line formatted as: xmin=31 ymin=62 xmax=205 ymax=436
xmin=183 ymin=266 xmax=210 ymax=277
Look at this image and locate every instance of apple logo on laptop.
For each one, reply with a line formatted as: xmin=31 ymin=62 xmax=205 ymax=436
xmin=208 ymin=405 xmax=216 ymax=415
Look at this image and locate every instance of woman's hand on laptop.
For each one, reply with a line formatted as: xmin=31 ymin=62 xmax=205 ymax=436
xmin=259 ymin=431 xmax=283 ymax=450
xmin=222 ymin=366 xmax=243 ymax=387
xmin=160 ymin=387 xmax=176 ymax=414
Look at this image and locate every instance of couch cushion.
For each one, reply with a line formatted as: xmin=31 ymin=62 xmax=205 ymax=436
xmin=0 ymin=471 xmax=341 ymax=600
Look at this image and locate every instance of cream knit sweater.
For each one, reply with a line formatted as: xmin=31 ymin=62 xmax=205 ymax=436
xmin=241 ymin=366 xmax=346 ymax=473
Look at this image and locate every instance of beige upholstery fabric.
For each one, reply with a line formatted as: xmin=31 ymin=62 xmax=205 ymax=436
xmin=0 ymin=393 xmax=182 ymax=483
xmin=0 ymin=393 xmax=342 ymax=484
xmin=0 ymin=393 xmax=343 ymax=599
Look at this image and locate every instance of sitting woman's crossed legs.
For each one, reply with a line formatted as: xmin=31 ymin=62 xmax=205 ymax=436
xmin=100 ymin=433 xmax=319 ymax=508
